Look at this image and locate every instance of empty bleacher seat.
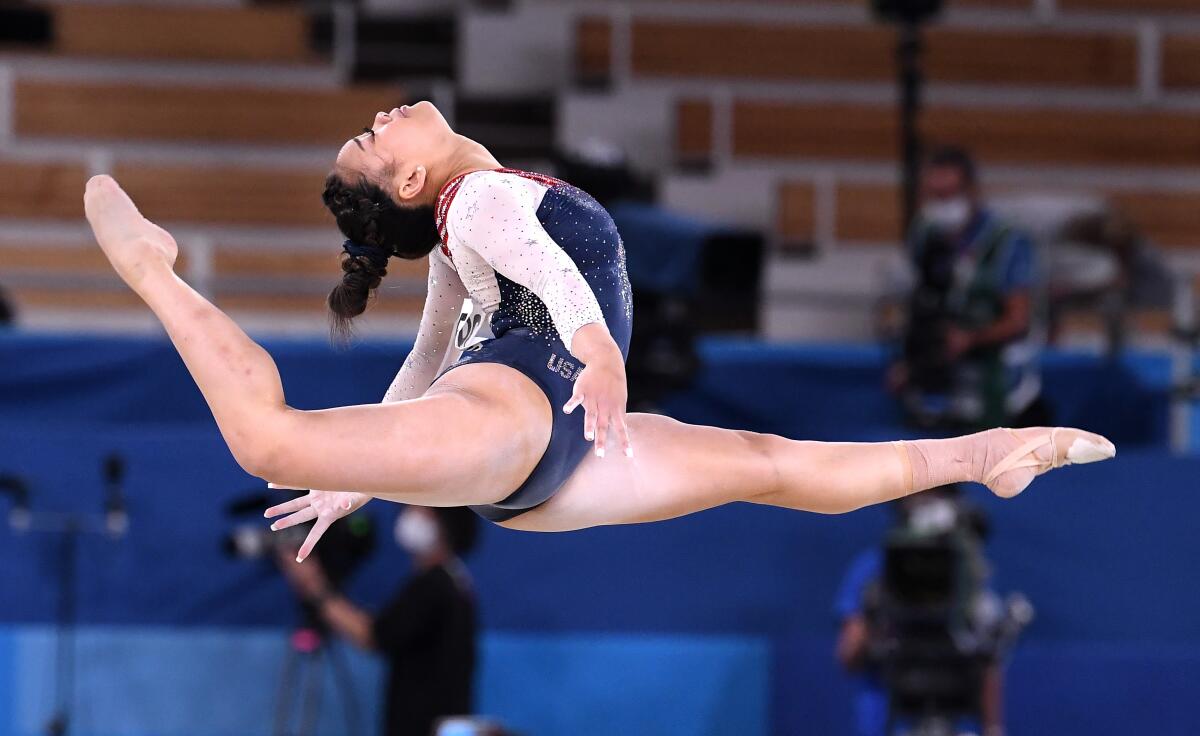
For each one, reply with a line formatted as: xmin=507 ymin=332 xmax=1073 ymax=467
xmin=776 ymin=182 xmax=815 ymax=250
xmin=14 ymin=79 xmax=404 ymax=146
xmin=1107 ymin=190 xmax=1200 ymax=248
xmin=113 ymin=164 xmax=332 ymax=227
xmin=778 ymin=180 xmax=1200 ymax=249
xmin=576 ymin=17 xmax=612 ymax=85
xmin=1058 ymin=0 xmax=1200 ymax=12
xmin=0 ymin=161 xmax=89 ymax=220
xmin=1163 ymin=34 xmax=1200 ymax=89
xmin=52 ymin=4 xmax=314 ymax=63
xmin=728 ymin=100 xmax=1200 ymax=168
xmin=629 ymin=20 xmax=1136 ymax=89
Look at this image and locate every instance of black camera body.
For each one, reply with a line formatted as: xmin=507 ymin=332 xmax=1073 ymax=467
xmin=222 ymin=491 xmax=375 ymax=630
xmin=904 ymin=232 xmax=958 ymax=394
xmin=870 ymin=529 xmax=990 ymax=729
xmin=862 ymin=494 xmax=1029 ymax=735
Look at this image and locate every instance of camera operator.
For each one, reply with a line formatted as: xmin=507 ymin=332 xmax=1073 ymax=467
xmin=278 ymin=505 xmax=479 ymax=736
xmin=834 ymin=486 xmax=1006 ymax=736
xmin=890 ymin=147 xmax=1042 ymax=429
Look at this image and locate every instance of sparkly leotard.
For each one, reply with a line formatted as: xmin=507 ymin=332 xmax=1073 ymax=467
xmin=386 ymin=168 xmax=633 ymax=522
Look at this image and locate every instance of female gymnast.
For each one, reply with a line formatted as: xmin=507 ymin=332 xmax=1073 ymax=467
xmin=82 ymin=101 xmax=1115 ymax=562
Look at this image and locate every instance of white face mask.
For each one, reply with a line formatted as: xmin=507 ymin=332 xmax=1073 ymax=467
xmin=922 ymin=197 xmax=972 ymax=233
xmin=394 ymin=510 xmax=440 ymax=555
xmin=906 ymin=498 xmax=959 ymax=535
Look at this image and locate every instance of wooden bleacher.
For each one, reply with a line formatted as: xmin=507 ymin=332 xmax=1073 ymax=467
xmin=1058 ymin=0 xmax=1200 ymax=12
xmin=576 ymin=1 xmax=1200 ymax=339
xmin=5 ymin=0 xmax=1200 ymax=341
xmin=639 ymin=0 xmax=1197 ymax=11
xmin=1106 ymin=190 xmax=1200 ymax=249
xmin=0 ymin=240 xmax=149 ymax=276
xmin=14 ymin=80 xmax=402 ymax=146
xmin=627 ymin=20 xmax=1137 ymax=88
xmin=777 ymin=180 xmax=1200 ymax=249
xmin=212 ymin=248 xmax=426 ymax=282
xmin=576 ymin=17 xmax=612 ymax=85
xmin=0 ymin=161 xmax=89 ymax=220
xmin=0 ymin=2 xmax=425 ymax=332
xmin=575 ymin=3 xmax=1200 ymax=256
xmin=52 ymin=4 xmax=313 ymax=63
xmin=1163 ymin=35 xmax=1200 ymax=89
xmin=777 ymin=182 xmax=902 ymax=247
xmin=701 ymin=100 xmax=1200 ymax=168
xmin=112 ymin=164 xmax=332 ymax=227
xmin=0 ymin=235 xmax=427 ymax=322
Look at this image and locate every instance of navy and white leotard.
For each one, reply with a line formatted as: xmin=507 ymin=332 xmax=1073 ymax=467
xmin=383 ymin=168 xmax=633 ymax=522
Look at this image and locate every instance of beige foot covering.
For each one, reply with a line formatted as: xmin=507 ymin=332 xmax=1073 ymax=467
xmin=898 ymin=427 xmax=1116 ymax=499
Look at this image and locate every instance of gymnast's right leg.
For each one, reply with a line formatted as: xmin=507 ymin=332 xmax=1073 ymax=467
xmin=83 ymin=175 xmax=549 ymax=504
xmin=500 ymin=414 xmax=1115 ymax=532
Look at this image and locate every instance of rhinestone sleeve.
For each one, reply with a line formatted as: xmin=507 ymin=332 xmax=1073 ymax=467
xmin=445 ymin=172 xmax=605 ymax=353
xmin=382 ymin=249 xmax=469 ymax=403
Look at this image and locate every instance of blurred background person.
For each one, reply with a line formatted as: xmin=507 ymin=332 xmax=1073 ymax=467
xmin=834 ymin=486 xmax=1008 ymax=736
xmin=890 ymin=147 xmax=1045 ymax=430
xmin=279 ymin=506 xmax=480 ymax=736
xmin=1047 ymin=207 xmax=1178 ymax=355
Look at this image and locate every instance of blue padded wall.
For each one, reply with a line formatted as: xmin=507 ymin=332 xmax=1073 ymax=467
xmin=0 ymin=333 xmax=1196 ymax=735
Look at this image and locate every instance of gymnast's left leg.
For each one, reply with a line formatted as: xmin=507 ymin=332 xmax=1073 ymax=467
xmin=500 ymin=414 xmax=1115 ymax=532
xmin=83 ymin=175 xmax=547 ymax=504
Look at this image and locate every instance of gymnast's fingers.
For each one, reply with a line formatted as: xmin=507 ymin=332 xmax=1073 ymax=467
xmin=593 ymin=403 xmax=610 ymax=458
xmin=563 ymin=389 xmax=584 ymax=415
xmin=267 ymin=482 xmax=308 ymax=491
xmin=614 ymin=412 xmax=633 ymax=458
xmin=296 ymin=517 xmax=333 ymax=563
xmin=264 ymin=495 xmax=310 ymax=519
xmin=269 ymin=506 xmax=318 ymax=532
xmin=583 ymin=397 xmax=598 ymax=444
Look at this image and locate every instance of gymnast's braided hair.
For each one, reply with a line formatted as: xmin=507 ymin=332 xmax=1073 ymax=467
xmin=321 ymin=171 xmax=440 ymax=340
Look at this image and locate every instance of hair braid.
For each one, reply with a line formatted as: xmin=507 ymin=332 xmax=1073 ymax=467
xmin=321 ymin=171 xmax=439 ymax=341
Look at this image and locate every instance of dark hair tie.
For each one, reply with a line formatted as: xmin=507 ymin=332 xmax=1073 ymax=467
xmin=342 ymin=239 xmax=390 ymax=270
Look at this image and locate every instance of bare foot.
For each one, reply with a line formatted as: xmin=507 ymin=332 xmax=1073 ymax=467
xmin=84 ymin=175 xmax=177 ymax=291
xmin=978 ymin=427 xmax=1116 ymax=499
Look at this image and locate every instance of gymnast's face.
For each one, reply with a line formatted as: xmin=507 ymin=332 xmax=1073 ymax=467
xmin=334 ymin=101 xmax=452 ymax=205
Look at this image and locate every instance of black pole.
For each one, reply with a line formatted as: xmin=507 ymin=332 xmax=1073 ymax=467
xmin=897 ymin=20 xmax=924 ymax=235
xmin=46 ymin=518 xmax=78 ymax=736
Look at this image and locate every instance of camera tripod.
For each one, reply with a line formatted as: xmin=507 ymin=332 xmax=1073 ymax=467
xmin=1 ymin=456 xmax=128 ymax=736
xmin=272 ymin=625 xmax=363 ymax=736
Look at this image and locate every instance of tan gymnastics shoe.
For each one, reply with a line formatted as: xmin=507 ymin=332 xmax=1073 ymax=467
xmin=982 ymin=427 xmax=1116 ymax=499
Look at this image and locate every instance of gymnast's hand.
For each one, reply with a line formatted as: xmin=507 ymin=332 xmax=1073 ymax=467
xmin=264 ymin=485 xmax=371 ymax=563
xmin=563 ymin=324 xmax=632 ymax=459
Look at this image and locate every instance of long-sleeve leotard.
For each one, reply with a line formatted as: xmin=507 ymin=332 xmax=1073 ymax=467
xmin=440 ymin=170 xmax=606 ymax=353
xmin=384 ymin=169 xmax=608 ymax=400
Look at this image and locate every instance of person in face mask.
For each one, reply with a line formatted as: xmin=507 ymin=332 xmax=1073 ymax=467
xmin=279 ymin=505 xmax=479 ymax=736
xmin=894 ymin=146 xmax=1040 ymax=429
xmin=834 ymin=485 xmax=1006 ymax=736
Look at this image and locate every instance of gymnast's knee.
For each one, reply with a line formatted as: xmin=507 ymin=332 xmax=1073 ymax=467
xmin=734 ymin=430 xmax=785 ymax=501
xmin=737 ymin=434 xmax=863 ymax=515
xmin=224 ymin=411 xmax=295 ymax=480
